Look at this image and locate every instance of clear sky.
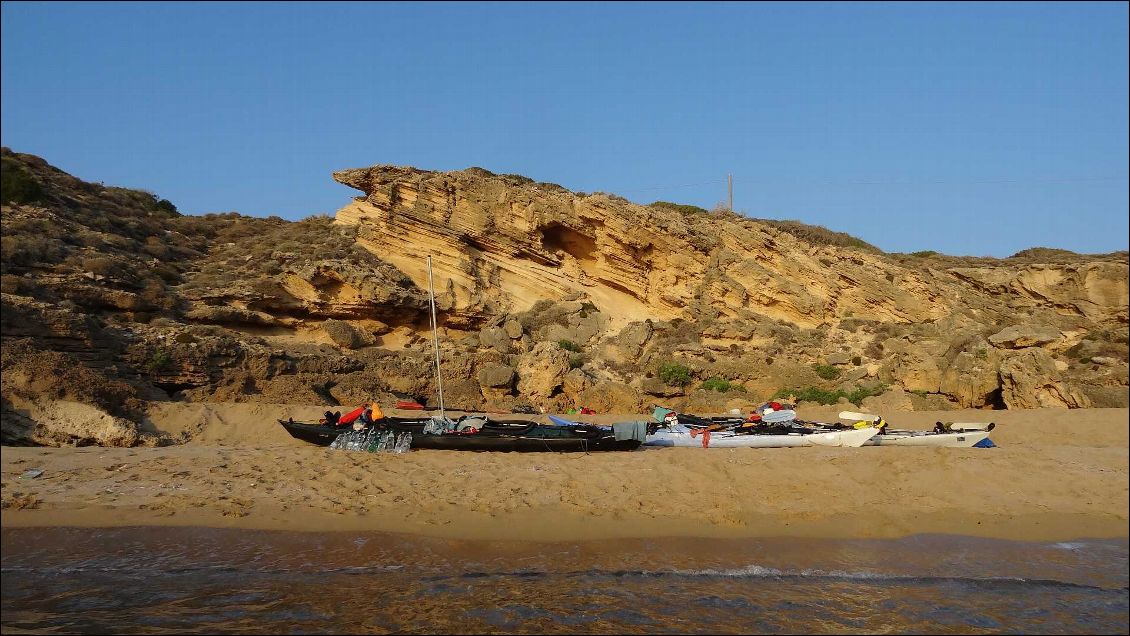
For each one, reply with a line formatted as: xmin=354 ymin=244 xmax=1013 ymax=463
xmin=2 ymin=2 xmax=1127 ymax=257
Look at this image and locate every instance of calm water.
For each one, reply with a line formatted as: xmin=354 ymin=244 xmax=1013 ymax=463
xmin=2 ymin=527 xmax=1126 ymax=634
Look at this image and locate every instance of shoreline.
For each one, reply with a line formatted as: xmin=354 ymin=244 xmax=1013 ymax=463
xmin=2 ymin=405 xmax=1127 ymax=544
xmin=4 ymin=502 xmax=1125 ymax=545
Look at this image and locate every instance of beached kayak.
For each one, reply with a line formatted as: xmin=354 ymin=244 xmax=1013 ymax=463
xmin=548 ymin=414 xmax=879 ymax=449
xmin=642 ymin=426 xmax=879 ymax=448
xmin=863 ymin=429 xmax=992 ymax=447
xmin=278 ymin=417 xmax=642 ymax=452
xmin=277 ymin=417 xmax=429 ymax=446
xmin=830 ymin=412 xmax=996 ymax=447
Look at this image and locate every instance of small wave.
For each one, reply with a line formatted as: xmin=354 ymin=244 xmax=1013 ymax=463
xmin=1054 ymin=542 xmax=1087 ymax=551
xmin=1 ymin=563 xmax=404 ymax=576
xmin=595 ymin=566 xmax=1120 ymax=592
xmin=652 ymin=564 xmax=787 ymax=578
xmin=3 ymin=558 xmax=1119 ymax=592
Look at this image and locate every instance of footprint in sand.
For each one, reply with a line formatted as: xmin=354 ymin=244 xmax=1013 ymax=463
xmin=2 ymin=492 xmax=41 ymax=510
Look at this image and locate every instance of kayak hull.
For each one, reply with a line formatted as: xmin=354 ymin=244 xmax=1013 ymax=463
xmin=278 ymin=420 xmax=349 ymax=446
xmin=865 ymin=430 xmax=991 ymax=447
xmin=277 ymin=418 xmax=640 ymax=452
xmin=277 ymin=418 xmax=431 ymax=446
xmin=643 ymin=426 xmax=877 ymax=448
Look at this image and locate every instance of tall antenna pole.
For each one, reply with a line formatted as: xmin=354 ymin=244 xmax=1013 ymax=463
xmin=426 ymin=256 xmax=446 ymax=420
xmin=728 ymin=173 xmax=733 ymax=211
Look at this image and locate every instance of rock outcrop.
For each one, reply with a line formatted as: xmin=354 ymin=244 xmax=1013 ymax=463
xmin=332 ymin=166 xmax=957 ymax=329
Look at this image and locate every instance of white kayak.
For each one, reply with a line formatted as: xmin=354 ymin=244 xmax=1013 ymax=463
xmin=838 ymin=411 xmax=996 ymax=433
xmin=864 ymin=429 xmax=991 ymax=448
xmin=834 ymin=412 xmax=995 ymax=446
xmin=644 ymin=426 xmax=878 ymax=449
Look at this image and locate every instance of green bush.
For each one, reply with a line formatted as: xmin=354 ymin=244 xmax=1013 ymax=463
xmin=648 ymin=201 xmax=709 ymax=216
xmin=700 ymin=378 xmax=747 ymax=393
xmin=700 ymin=377 xmax=732 ymax=392
xmin=568 ymin=355 xmax=584 ymax=370
xmin=500 ymin=173 xmax=534 ymax=185
xmin=154 ymin=199 xmax=178 ymax=215
xmin=658 ymin=362 xmax=693 ymax=387
xmin=558 ymin=339 xmax=581 ymax=353
xmin=773 ymin=386 xmax=843 ymax=405
xmin=813 ymin=364 xmax=842 ymax=380
xmin=1 ymin=157 xmax=46 ymax=205
xmin=774 ymin=383 xmax=888 ymax=406
xmin=846 ymin=383 xmax=888 ymax=405
xmin=146 ymin=349 xmax=172 ymax=373
xmin=752 ymin=218 xmax=882 ymax=252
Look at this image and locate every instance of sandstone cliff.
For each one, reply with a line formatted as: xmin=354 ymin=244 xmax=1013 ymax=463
xmin=329 ymin=164 xmax=1127 ymax=411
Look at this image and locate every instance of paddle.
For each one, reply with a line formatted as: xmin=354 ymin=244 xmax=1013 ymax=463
xmin=838 ymin=410 xmax=881 ymax=422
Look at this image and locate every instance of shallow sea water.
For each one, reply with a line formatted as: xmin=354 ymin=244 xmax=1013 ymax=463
xmin=2 ymin=527 xmax=1126 ymax=634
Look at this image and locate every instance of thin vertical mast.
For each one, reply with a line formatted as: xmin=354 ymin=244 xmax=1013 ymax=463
xmin=426 ymin=256 xmax=446 ymax=420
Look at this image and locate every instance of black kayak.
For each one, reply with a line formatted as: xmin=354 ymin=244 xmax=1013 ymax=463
xmin=277 ymin=417 xmax=429 ymax=446
xmin=277 ymin=417 xmax=642 ymax=452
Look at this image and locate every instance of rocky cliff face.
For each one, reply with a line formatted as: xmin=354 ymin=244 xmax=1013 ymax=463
xmin=332 ymin=166 xmax=959 ymax=330
xmin=329 ymin=164 xmax=1127 ymax=410
xmin=2 ymin=149 xmax=1127 ymax=446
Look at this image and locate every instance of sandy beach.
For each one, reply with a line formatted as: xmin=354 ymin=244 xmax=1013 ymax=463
xmin=2 ymin=404 xmax=1126 ymax=543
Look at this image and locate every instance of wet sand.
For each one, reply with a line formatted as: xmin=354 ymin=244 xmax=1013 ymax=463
xmin=1 ymin=404 xmax=1126 ymax=542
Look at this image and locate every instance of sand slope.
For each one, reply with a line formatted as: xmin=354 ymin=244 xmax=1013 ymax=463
xmin=2 ymin=404 xmax=1126 ymax=542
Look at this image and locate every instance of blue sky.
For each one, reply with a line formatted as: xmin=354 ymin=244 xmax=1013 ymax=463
xmin=2 ymin=2 xmax=1127 ymax=256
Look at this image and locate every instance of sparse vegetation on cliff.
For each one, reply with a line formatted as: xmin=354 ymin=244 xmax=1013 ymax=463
xmin=1 ymin=155 xmax=45 ymax=205
xmin=813 ymin=364 xmax=842 ymax=380
xmin=659 ymin=362 xmax=693 ymax=387
xmin=648 ymin=201 xmax=710 ymax=216
xmin=700 ymin=377 xmax=744 ymax=393
xmin=774 ymin=384 xmax=889 ymax=406
xmin=753 ymin=219 xmax=882 ymax=252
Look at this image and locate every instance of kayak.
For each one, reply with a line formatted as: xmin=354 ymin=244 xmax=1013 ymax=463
xmin=278 ymin=417 xmax=642 ymax=452
xmin=832 ymin=412 xmax=996 ymax=447
xmin=642 ymin=426 xmax=879 ymax=448
xmin=550 ymin=414 xmax=879 ymax=448
xmin=395 ymin=417 xmax=642 ymax=452
xmin=278 ymin=417 xmax=429 ymax=446
xmin=864 ymin=429 xmax=992 ymax=448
